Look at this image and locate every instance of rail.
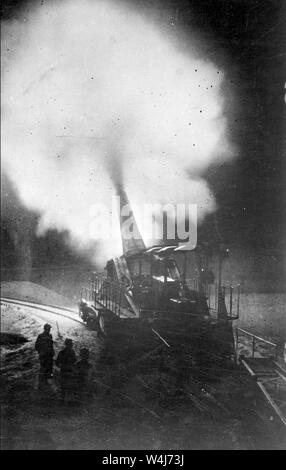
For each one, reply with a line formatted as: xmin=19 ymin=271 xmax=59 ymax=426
xmin=236 ymin=327 xmax=278 ymax=359
xmin=240 ymin=355 xmax=286 ymax=427
xmin=93 ymin=278 xmax=125 ymax=317
xmin=1 ymin=297 xmax=82 ymax=324
xmin=186 ymin=281 xmax=240 ymax=320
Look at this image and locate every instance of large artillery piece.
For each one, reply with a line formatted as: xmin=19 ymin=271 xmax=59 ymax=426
xmin=78 ymin=192 xmax=286 ymax=428
xmin=79 ymin=191 xmax=240 ymax=366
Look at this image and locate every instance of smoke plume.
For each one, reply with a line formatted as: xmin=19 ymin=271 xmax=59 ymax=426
xmin=1 ymin=0 xmax=233 ymax=265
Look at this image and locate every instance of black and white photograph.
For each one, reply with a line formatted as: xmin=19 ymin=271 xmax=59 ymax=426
xmin=1 ymin=0 xmax=286 ymax=452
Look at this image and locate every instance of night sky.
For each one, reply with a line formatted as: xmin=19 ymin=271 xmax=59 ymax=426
xmin=1 ymin=0 xmax=285 ymax=277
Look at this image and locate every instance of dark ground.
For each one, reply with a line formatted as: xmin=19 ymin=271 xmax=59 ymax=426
xmin=1 ymin=284 xmax=286 ymax=450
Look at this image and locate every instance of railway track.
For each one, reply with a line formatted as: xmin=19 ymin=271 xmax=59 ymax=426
xmin=237 ymin=328 xmax=286 ymax=428
xmin=240 ymin=356 xmax=286 ymax=427
xmin=0 ymin=296 xmax=83 ymax=325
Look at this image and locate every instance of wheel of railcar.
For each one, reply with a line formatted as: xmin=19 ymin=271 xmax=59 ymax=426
xmin=82 ymin=309 xmax=97 ymax=329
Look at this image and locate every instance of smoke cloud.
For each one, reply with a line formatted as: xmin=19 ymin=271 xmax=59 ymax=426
xmin=1 ymin=0 xmax=233 ymax=265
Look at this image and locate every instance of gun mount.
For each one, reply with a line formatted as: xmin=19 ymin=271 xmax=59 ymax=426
xmin=79 ymin=191 xmax=240 ymax=365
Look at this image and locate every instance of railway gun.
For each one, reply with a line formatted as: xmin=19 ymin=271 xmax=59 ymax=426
xmin=77 ymin=190 xmax=286 ymax=428
xmin=79 ymin=190 xmax=239 ymax=366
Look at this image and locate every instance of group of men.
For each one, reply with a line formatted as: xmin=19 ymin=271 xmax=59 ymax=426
xmin=35 ymin=323 xmax=91 ymax=403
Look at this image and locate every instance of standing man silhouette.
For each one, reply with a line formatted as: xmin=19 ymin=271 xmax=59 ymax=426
xmin=35 ymin=323 xmax=54 ymax=390
xmin=55 ymin=338 xmax=77 ymax=403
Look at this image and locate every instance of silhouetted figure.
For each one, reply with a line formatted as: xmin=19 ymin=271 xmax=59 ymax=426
xmin=35 ymin=323 xmax=54 ymax=390
xmin=75 ymin=348 xmax=91 ymax=402
xmin=55 ymin=338 xmax=77 ymax=403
